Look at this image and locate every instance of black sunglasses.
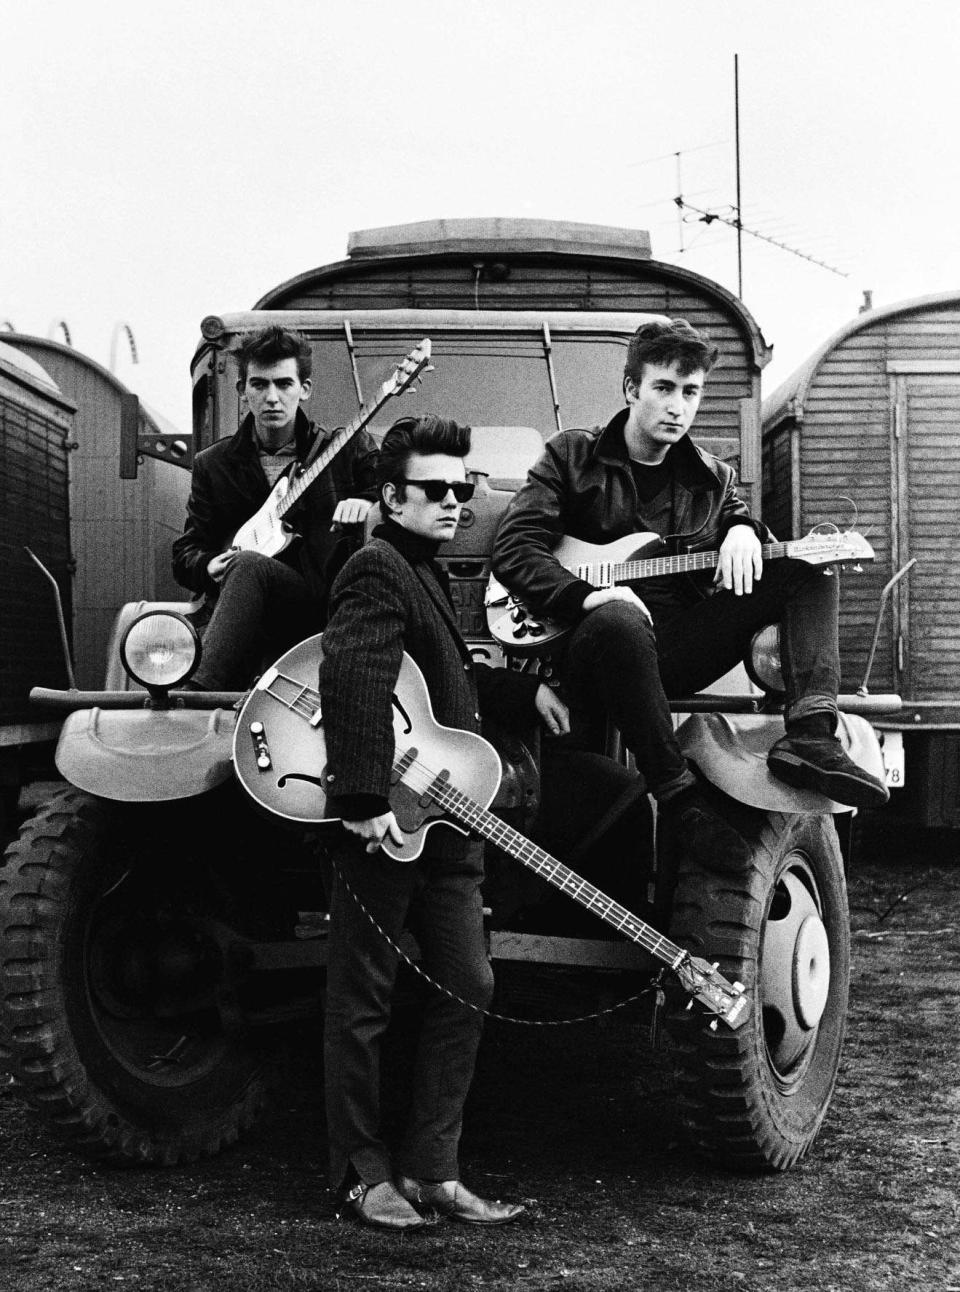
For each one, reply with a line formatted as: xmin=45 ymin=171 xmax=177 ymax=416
xmin=399 ymin=478 xmax=475 ymax=503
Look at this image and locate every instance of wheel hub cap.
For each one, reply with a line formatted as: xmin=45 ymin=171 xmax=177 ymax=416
xmin=793 ymin=914 xmax=830 ymax=1028
xmin=761 ymin=867 xmax=831 ymax=1074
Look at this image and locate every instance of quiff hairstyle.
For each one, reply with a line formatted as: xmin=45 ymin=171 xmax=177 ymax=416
xmin=377 ymin=415 xmax=471 ymax=519
xmin=623 ymin=319 xmax=719 ymax=393
xmin=235 ymin=326 xmax=313 ymax=385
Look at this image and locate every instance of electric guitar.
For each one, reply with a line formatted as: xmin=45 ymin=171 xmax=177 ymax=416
xmin=485 ymin=526 xmax=875 ymax=655
xmin=230 ymin=339 xmax=432 ymax=558
xmin=232 ymin=637 xmax=751 ymax=1030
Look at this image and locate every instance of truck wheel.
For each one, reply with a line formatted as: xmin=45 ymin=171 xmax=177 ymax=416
xmin=666 ymin=810 xmax=849 ymax=1171
xmin=0 ymin=787 xmax=266 ymax=1165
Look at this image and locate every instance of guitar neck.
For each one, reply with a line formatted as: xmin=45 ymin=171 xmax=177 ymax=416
xmin=276 ymin=409 xmax=375 ymax=519
xmin=582 ymin=539 xmax=788 ymax=585
xmin=425 ymin=773 xmax=685 ymax=969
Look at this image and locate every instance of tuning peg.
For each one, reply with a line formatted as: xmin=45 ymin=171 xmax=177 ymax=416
xmin=822 ymin=567 xmax=835 ymax=577
xmin=852 ymin=564 xmax=863 ymax=573
xmin=424 ymin=364 xmax=435 ymax=372
xmin=709 ymin=1020 xmax=719 ymax=1031
xmin=685 ymin=1001 xmax=694 ymax=1011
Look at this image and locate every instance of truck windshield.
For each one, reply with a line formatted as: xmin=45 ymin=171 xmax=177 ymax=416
xmin=302 ymin=329 xmax=631 ymax=477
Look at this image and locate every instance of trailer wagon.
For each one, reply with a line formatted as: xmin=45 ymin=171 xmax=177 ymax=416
xmin=4 ymin=335 xmax=192 ymax=689
xmin=0 ymin=342 xmax=75 ymax=827
xmin=762 ymin=292 xmax=960 ymax=826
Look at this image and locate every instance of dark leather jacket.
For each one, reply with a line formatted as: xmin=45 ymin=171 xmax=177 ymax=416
xmin=172 ymin=409 xmax=378 ymax=601
xmin=491 ymin=408 xmax=771 ymax=622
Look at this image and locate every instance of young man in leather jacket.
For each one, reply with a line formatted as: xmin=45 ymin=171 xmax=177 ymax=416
xmin=492 ymin=318 xmax=887 ymax=870
xmin=172 ymin=326 xmax=377 ymax=691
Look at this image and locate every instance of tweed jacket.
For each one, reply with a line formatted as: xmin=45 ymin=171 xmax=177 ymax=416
xmin=318 ymin=523 xmax=540 ymax=839
xmin=171 ymin=409 xmax=378 ymax=602
xmin=491 ymin=407 xmax=772 ymax=623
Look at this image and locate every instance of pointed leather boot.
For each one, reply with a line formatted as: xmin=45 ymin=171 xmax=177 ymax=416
xmin=396 ymin=1175 xmax=525 ymax=1225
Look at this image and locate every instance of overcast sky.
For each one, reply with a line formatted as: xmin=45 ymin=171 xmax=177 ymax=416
xmin=4 ymin=0 xmax=960 ymax=432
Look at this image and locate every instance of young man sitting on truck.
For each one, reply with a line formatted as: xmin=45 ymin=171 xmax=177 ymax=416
xmin=172 ymin=326 xmax=378 ymax=691
xmin=491 ymin=318 xmax=888 ymax=871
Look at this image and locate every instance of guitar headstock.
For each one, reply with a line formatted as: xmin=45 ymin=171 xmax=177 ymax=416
xmin=786 ymin=526 xmax=875 ymax=569
xmin=379 ymin=338 xmax=433 ymax=401
xmin=673 ymin=953 xmax=751 ymax=1030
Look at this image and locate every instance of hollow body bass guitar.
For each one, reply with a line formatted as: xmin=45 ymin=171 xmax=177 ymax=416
xmin=230 ymin=339 xmax=432 ymax=558
xmin=485 ymin=526 xmax=875 ymax=656
xmin=232 ymin=636 xmax=751 ymax=1030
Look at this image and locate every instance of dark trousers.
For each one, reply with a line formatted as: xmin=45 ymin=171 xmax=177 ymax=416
xmin=561 ymin=558 xmax=841 ymax=799
xmin=323 ymin=837 xmax=494 ymax=1192
xmin=192 ymin=551 xmax=318 ymax=690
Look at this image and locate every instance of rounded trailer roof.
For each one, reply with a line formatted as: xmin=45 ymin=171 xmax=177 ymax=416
xmin=1 ymin=333 xmax=185 ymax=438
xmin=0 ymin=338 xmax=62 ymax=392
xmin=763 ymin=289 xmax=960 ymax=430
xmin=252 ymin=217 xmax=771 ymax=371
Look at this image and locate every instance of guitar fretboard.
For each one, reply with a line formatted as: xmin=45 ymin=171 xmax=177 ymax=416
xmin=405 ymin=753 xmax=686 ymax=968
xmin=577 ymin=540 xmax=790 ymax=587
xmin=276 ymin=405 xmax=378 ymax=519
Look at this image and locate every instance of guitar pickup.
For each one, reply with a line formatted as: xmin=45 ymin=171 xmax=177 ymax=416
xmin=248 ymin=720 xmax=272 ymax=772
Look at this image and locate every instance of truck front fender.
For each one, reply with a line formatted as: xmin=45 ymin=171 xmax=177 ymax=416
xmin=678 ymin=711 xmax=886 ymax=814
xmin=55 ymin=706 xmax=237 ymax=801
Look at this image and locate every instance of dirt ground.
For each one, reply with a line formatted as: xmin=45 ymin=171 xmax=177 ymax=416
xmin=0 ymin=815 xmax=958 ymax=1292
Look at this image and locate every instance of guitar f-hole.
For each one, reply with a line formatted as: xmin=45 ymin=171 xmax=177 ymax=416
xmin=392 ymin=693 xmax=413 ymax=735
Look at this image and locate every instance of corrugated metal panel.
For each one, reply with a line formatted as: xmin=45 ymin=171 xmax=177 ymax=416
xmin=763 ymin=301 xmax=960 ymax=698
xmin=5 ymin=338 xmax=191 ymax=688
xmin=761 ymin=424 xmax=792 ymax=538
xmin=0 ymin=381 xmax=73 ymax=724
xmin=903 ymin=377 xmax=960 ymax=699
xmin=260 ymin=259 xmax=760 ymax=484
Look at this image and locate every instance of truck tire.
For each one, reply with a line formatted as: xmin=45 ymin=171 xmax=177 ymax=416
xmin=666 ymin=810 xmax=849 ymax=1171
xmin=0 ymin=787 xmax=266 ymax=1165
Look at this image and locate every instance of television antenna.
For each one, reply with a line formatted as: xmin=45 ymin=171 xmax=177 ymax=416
xmin=669 ymin=55 xmax=848 ymax=293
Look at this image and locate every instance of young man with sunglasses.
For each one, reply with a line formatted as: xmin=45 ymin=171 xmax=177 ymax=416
xmin=318 ymin=414 xmax=571 ymax=1231
xmin=491 ymin=318 xmax=888 ymax=871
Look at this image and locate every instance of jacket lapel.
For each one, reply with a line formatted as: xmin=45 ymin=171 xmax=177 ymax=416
xmin=413 ymin=563 xmax=472 ymax=663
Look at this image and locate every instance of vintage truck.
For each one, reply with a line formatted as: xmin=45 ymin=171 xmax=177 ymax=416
xmin=0 ymin=219 xmax=899 ymax=1173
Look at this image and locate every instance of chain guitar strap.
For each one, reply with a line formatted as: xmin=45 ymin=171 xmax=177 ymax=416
xmin=332 ymin=861 xmax=662 ymax=1029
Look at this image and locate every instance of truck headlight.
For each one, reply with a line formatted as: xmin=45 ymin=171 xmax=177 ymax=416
xmin=746 ymin=624 xmax=785 ymax=695
xmin=120 ymin=611 xmax=200 ymax=690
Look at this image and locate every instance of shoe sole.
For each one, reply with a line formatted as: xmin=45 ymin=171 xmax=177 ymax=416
xmin=768 ymin=751 xmax=889 ymax=808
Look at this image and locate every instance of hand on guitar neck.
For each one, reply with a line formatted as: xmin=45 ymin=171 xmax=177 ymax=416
xmin=233 ymin=641 xmax=751 ymax=1029
xmin=486 ymin=525 xmax=874 ymax=656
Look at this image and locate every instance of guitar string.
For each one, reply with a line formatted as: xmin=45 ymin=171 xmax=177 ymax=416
xmin=407 ymin=769 xmax=684 ymax=965
xmin=259 ymin=673 xmax=686 ymax=967
xmin=259 ymin=677 xmax=682 ymax=961
xmin=252 ymin=677 xmax=738 ymax=1020
xmin=259 ymin=673 xmax=684 ymax=962
xmin=331 ymin=860 xmax=658 ymax=1027
xmin=279 ymin=352 xmax=425 ymax=515
xmin=577 ymin=540 xmax=789 ymax=584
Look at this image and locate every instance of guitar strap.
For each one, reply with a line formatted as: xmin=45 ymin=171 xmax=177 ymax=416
xmin=331 ymin=859 xmax=653 ymax=1026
